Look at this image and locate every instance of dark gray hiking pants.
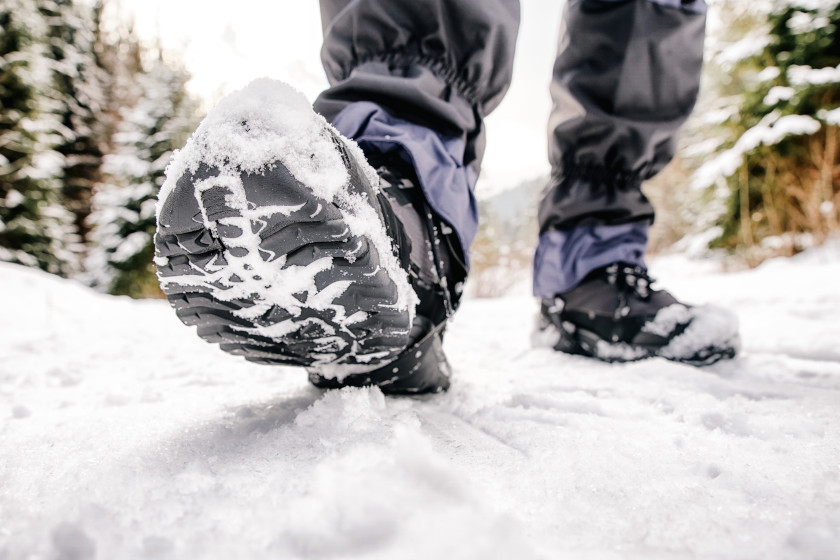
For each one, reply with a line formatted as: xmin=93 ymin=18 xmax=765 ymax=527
xmin=314 ymin=0 xmax=706 ymax=295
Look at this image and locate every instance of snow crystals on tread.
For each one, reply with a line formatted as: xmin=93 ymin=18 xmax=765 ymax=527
xmin=159 ymin=78 xmax=347 ymax=209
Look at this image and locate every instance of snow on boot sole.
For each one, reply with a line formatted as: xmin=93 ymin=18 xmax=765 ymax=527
xmin=154 ymin=80 xmax=417 ymax=368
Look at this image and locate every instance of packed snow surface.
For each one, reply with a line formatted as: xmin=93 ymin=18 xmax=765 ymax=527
xmin=2 ymin=244 xmax=840 ymax=559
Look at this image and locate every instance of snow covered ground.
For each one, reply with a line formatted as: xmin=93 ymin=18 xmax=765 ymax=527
xmin=1 ymin=244 xmax=839 ymax=560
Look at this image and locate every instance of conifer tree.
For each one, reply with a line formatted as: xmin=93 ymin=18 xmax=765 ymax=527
xmin=39 ymin=0 xmax=110 ymax=262
xmin=693 ymin=0 xmax=840 ymax=260
xmin=0 ymin=0 xmax=77 ymax=275
xmin=85 ymin=52 xmax=199 ymax=297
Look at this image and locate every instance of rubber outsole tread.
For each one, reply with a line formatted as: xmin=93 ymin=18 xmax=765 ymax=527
xmin=155 ymin=152 xmax=412 ymax=367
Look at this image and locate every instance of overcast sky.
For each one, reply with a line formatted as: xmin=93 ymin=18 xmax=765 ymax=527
xmin=121 ymin=0 xmax=565 ymax=197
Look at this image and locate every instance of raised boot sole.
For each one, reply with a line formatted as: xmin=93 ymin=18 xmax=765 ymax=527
xmin=155 ymin=133 xmax=415 ymax=368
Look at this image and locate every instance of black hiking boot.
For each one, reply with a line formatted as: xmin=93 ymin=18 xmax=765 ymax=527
xmin=154 ymin=79 xmax=462 ymax=394
xmin=535 ymin=262 xmax=739 ymax=365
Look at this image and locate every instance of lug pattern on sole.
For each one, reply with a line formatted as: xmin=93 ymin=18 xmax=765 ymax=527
xmin=155 ymin=159 xmax=412 ymax=368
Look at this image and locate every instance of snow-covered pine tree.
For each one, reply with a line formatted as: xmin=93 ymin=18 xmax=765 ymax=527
xmin=39 ymin=0 xmax=110 ymax=267
xmin=693 ymin=0 xmax=840 ymax=261
xmin=85 ymin=51 xmax=198 ymax=297
xmin=0 ymin=0 xmax=78 ymax=275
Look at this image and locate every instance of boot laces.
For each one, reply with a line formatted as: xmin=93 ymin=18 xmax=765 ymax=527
xmin=605 ymin=263 xmax=653 ymax=299
xmin=605 ymin=263 xmax=653 ymax=318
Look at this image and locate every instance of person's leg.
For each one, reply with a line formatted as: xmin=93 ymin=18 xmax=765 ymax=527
xmin=537 ymin=0 xmax=705 ymax=295
xmin=315 ymin=0 xmax=520 ymax=271
xmin=534 ymin=0 xmax=739 ymax=364
xmin=304 ymin=0 xmax=520 ymax=389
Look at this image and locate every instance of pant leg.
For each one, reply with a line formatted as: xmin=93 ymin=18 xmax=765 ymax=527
xmin=314 ymin=0 xmax=520 ymax=260
xmin=534 ymin=0 xmax=706 ymax=298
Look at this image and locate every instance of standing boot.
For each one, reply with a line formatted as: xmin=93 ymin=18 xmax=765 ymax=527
xmin=533 ymin=0 xmax=739 ymax=364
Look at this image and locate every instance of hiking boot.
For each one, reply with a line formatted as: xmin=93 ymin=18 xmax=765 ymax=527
xmin=154 ymin=79 xmax=461 ymax=393
xmin=535 ymin=262 xmax=739 ymax=365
